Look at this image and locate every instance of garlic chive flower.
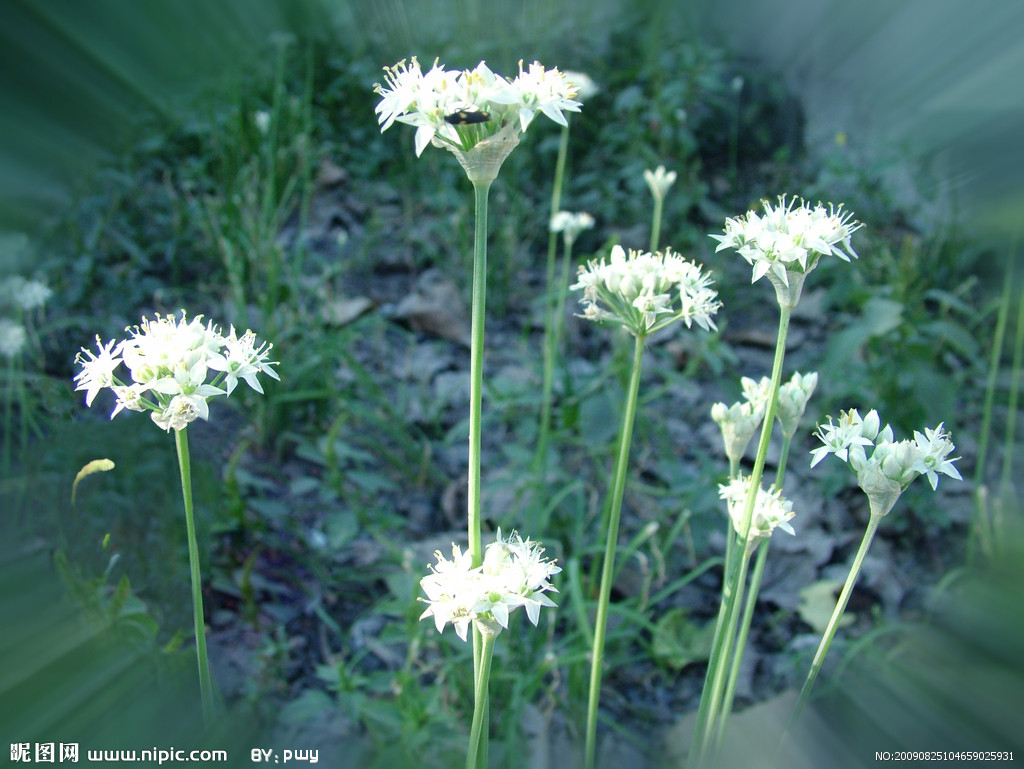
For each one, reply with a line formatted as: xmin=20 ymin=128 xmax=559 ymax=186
xmin=719 ymin=475 xmax=796 ymax=541
xmin=550 ymin=210 xmax=595 ymax=248
xmin=74 ymin=311 xmax=279 ymax=432
xmin=740 ymin=375 xmax=773 ymax=415
xmin=419 ymin=530 xmax=560 ymax=641
xmin=810 ymin=410 xmax=962 ymax=518
xmin=711 ymin=196 xmax=861 ymax=307
xmin=572 ymin=244 xmax=719 ymax=338
xmin=562 ymin=70 xmax=599 ymax=101
xmin=374 ymin=57 xmax=581 ymax=159
xmin=711 ymin=398 xmax=765 ymax=468
xmin=643 ymin=165 xmax=677 ymax=202
xmin=0 ymin=318 xmax=27 ymax=358
xmin=775 ymin=371 xmax=818 ymax=438
xmin=0 ymin=276 xmax=52 ymax=311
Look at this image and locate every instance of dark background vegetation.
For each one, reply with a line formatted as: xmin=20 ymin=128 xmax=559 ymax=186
xmin=1 ymin=1 xmax=1022 ymax=767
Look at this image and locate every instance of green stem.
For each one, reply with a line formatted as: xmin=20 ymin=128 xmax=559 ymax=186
xmin=3 ymin=357 xmax=13 ymax=478
xmin=715 ymin=538 xmax=769 ymax=752
xmin=466 ymin=630 xmax=496 ymax=769
xmin=174 ymin=427 xmax=215 ymax=727
xmin=775 ymin=433 xmax=792 ymax=488
xmin=968 ymin=249 xmax=1013 ymax=565
xmin=650 ymin=195 xmax=664 ymax=253
xmin=691 ymin=304 xmax=790 ymax=765
xmin=999 ymin=278 xmax=1023 ymax=496
xmin=467 ymin=178 xmax=492 ymax=763
xmin=585 ymin=334 xmax=645 ymax=769
xmin=787 ymin=514 xmax=882 ymax=732
xmin=534 ymin=122 xmax=571 ymax=491
xmin=468 ymin=179 xmax=491 ymax=569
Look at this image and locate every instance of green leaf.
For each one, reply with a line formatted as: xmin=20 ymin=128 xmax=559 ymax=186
xmin=798 ymin=579 xmax=854 ymax=633
xmin=652 ymin=607 xmax=713 ymax=671
xmin=71 ymin=458 xmax=115 ymax=506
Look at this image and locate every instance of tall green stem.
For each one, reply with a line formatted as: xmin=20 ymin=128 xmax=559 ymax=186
xmin=585 ymin=334 xmax=645 ymax=769
xmin=467 ymin=178 xmax=492 ymax=766
xmin=174 ymin=427 xmax=215 ymax=726
xmin=969 ymin=248 xmax=1014 ymax=564
xmin=714 ymin=538 xmax=769 ymax=753
xmin=468 ymin=179 xmax=491 ymax=569
xmin=534 ymin=123 xmax=571 ymax=490
xmin=650 ymin=195 xmax=664 ymax=253
xmin=787 ymin=514 xmax=881 ymax=731
xmin=466 ymin=631 xmax=497 ymax=769
xmin=691 ymin=304 xmax=790 ymax=765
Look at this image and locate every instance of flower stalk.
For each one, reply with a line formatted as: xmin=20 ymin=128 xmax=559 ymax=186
xmin=584 ymin=332 xmax=645 ymax=769
xmin=691 ymin=304 xmax=790 ymax=765
xmin=787 ymin=514 xmax=880 ymax=731
xmin=175 ymin=427 xmax=215 ymax=726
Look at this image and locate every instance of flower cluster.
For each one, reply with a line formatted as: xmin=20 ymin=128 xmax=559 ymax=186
xmin=719 ymin=475 xmax=796 ymax=541
xmin=711 ymin=196 xmax=861 ymax=306
xmin=550 ymin=210 xmax=595 ymax=247
xmin=572 ymin=245 xmax=719 ymax=337
xmin=810 ymin=409 xmax=961 ymax=517
xmin=374 ymin=57 xmax=581 ymax=158
xmin=1 ymin=275 xmax=52 ymax=311
xmin=74 ymin=311 xmax=279 ymax=432
xmin=711 ymin=397 xmax=764 ymax=467
xmin=0 ymin=318 xmax=26 ymax=358
xmin=419 ymin=530 xmax=560 ymax=641
xmin=643 ymin=165 xmax=677 ymax=201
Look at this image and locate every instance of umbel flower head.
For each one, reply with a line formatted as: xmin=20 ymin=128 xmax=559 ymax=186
xmin=572 ymin=245 xmax=719 ymax=338
xmin=374 ymin=57 xmax=580 ymax=183
xmin=810 ymin=409 xmax=962 ymax=518
xmin=419 ymin=530 xmax=560 ymax=641
xmin=0 ymin=275 xmax=52 ymax=311
xmin=719 ymin=475 xmax=796 ymax=542
xmin=74 ymin=311 xmax=279 ymax=432
xmin=711 ymin=195 xmax=861 ymax=308
xmin=550 ymin=210 xmax=595 ymax=247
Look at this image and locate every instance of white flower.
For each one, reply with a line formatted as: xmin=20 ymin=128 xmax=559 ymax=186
xmin=207 ymin=327 xmax=281 ymax=395
xmin=810 ymin=411 xmax=962 ymax=517
xmin=775 ymin=371 xmax=818 ymax=438
xmin=740 ymin=376 xmax=772 ymax=414
xmin=374 ymin=57 xmax=580 ymax=159
xmin=643 ymin=165 xmax=677 ymax=201
xmin=711 ymin=399 xmax=764 ymax=466
xmin=1 ymin=276 xmax=52 ymax=311
xmin=74 ymin=336 xmax=123 ymax=405
xmin=550 ymin=211 xmax=595 ymax=247
xmin=253 ymin=110 xmax=271 ymax=135
xmin=562 ymin=70 xmax=599 ymax=101
xmin=809 ymin=409 xmax=883 ymax=468
xmin=419 ymin=543 xmax=479 ymax=641
xmin=711 ymin=196 xmax=861 ymax=307
xmin=74 ymin=311 xmax=278 ymax=432
xmin=0 ymin=318 xmax=26 ymax=358
xmin=418 ymin=530 xmax=559 ymax=641
xmin=719 ymin=475 xmax=796 ymax=541
xmin=911 ymin=423 xmax=962 ymax=490
xmin=572 ymin=245 xmax=719 ymax=337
